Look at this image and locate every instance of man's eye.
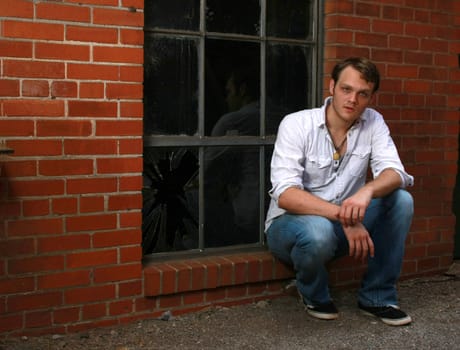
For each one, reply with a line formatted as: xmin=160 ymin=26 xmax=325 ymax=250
xmin=342 ymin=87 xmax=351 ymax=93
xmin=359 ymin=92 xmax=370 ymax=98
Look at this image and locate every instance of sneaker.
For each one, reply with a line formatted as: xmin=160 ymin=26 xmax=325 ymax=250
xmin=358 ymin=302 xmax=412 ymax=326
xmin=304 ymin=301 xmax=339 ymax=320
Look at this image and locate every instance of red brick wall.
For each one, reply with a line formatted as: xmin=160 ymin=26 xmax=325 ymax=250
xmin=0 ymin=0 xmax=145 ymax=336
xmin=324 ymin=0 xmax=460 ymax=280
xmin=0 ymin=0 xmax=459 ymax=337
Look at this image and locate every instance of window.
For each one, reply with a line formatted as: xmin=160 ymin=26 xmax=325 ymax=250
xmin=143 ymin=0 xmax=322 ymax=256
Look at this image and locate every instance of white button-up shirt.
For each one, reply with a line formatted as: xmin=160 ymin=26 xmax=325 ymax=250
xmin=265 ymin=97 xmax=414 ymax=231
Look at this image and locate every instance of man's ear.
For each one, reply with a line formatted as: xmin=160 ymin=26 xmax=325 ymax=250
xmin=329 ymin=79 xmax=335 ymax=95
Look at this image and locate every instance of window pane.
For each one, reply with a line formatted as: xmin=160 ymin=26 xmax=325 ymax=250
xmin=204 ymin=146 xmax=260 ymax=247
xmin=144 ymin=0 xmax=200 ymax=31
xmin=267 ymin=0 xmax=314 ymax=39
xmin=144 ymin=36 xmax=198 ymax=135
xmin=143 ymin=147 xmax=199 ymax=254
xmin=266 ymin=44 xmax=311 ymax=135
xmin=205 ymin=39 xmax=260 ymax=136
xmin=206 ymin=0 xmax=260 ymax=35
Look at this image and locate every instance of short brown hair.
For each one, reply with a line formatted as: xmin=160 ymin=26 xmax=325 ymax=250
xmin=331 ymin=57 xmax=380 ymax=93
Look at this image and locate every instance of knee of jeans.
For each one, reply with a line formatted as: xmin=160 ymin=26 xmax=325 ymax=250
xmin=393 ymin=189 xmax=414 ymax=217
xmin=297 ymin=229 xmax=337 ymax=261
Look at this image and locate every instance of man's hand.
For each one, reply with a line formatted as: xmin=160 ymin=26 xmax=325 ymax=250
xmin=343 ymin=222 xmax=375 ymax=261
xmin=339 ymin=187 xmax=372 ymax=227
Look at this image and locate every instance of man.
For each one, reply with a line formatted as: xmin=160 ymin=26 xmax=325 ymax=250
xmin=265 ymin=57 xmax=414 ymax=326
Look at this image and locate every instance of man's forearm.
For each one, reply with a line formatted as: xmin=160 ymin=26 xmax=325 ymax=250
xmin=278 ymin=187 xmax=340 ymax=221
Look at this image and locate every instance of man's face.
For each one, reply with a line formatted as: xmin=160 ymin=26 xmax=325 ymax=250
xmin=329 ymin=66 xmax=375 ymax=123
xmin=225 ymin=76 xmax=245 ymax=112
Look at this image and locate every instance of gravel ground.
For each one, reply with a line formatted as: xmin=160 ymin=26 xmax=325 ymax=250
xmin=1 ymin=267 xmax=459 ymax=350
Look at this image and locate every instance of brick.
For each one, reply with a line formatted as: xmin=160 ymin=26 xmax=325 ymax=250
xmin=94 ymin=264 xmax=142 ymax=283
xmin=37 ymin=120 xmax=93 ymax=137
xmin=2 ymin=20 xmax=64 ymax=41
xmin=65 ymin=0 xmax=118 ymax=6
xmin=120 ymin=28 xmax=144 ymax=45
xmin=23 ymin=199 xmax=50 ymax=216
xmin=79 ymin=196 xmax=105 ymax=213
xmin=109 ymin=299 xmax=134 ymax=316
xmin=25 ymin=311 xmax=52 ymax=329
xmin=7 ymin=217 xmax=63 ymax=237
xmin=67 ymin=178 xmax=117 ymax=194
xmin=119 ymin=138 xmax=143 ymax=155
xmin=68 ymin=63 xmax=119 ymax=81
xmin=36 ymin=42 xmax=90 ymax=61
xmin=0 ymin=120 xmax=34 ymax=136
xmin=0 ymin=314 xmax=23 ymax=333
xmin=22 ymin=80 xmax=49 ymax=97
xmin=108 ymin=194 xmax=142 ymax=211
xmin=0 ymin=40 xmax=32 ymax=58
xmin=79 ymin=82 xmax=105 ymax=98
xmin=3 ymin=60 xmax=65 ymax=79
xmin=53 ymin=307 xmax=80 ymax=324
xmin=2 ymin=160 xmax=37 ymax=177
xmin=64 ymin=139 xmax=117 ymax=155
xmin=119 ymin=280 xmax=142 ymax=297
xmin=51 ymin=81 xmax=78 ymax=98
xmin=66 ymin=249 xmax=117 ymax=269
xmin=38 ymin=234 xmax=91 ymax=253
xmin=3 ymin=99 xmax=65 ymax=116
xmin=52 ymin=197 xmax=78 ymax=215
xmin=120 ymin=246 xmax=142 ymax=262
xmin=0 ymin=79 xmax=20 ymax=96
xmin=0 ymin=238 xmax=35 ymax=257
xmin=120 ymin=66 xmax=143 ymax=82
xmin=38 ymin=270 xmax=91 ymax=290
xmin=0 ymin=276 xmax=35 ymax=294
xmin=119 ymin=211 xmax=141 ymax=228
xmin=96 ymin=120 xmax=143 ymax=136
xmin=93 ymin=8 xmax=144 ymax=27
xmin=36 ymin=2 xmax=91 ymax=23
xmin=372 ymin=19 xmax=404 ymax=34
xmin=106 ymin=83 xmax=143 ymax=99
xmin=39 ymin=159 xmax=93 ymax=176
xmin=7 ymin=139 xmax=62 ymax=157
xmin=94 ymin=46 xmax=143 ymax=64
xmin=68 ymin=101 xmax=117 ymax=118
xmin=67 ymin=25 xmax=118 ymax=44
xmin=0 ymin=0 xmax=33 ymax=18
xmin=96 ymin=157 xmax=143 ymax=174
xmin=66 ymin=214 xmax=117 ymax=232
xmin=9 ymin=255 xmax=65 ymax=274
xmin=92 ymin=229 xmax=141 ymax=247
xmin=65 ymin=285 xmax=116 ymax=304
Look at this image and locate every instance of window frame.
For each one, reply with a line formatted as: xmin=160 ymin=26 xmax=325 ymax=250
xmin=143 ymin=0 xmax=324 ymax=259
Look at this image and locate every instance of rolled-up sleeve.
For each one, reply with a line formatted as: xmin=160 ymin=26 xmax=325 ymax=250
xmin=269 ymin=113 xmax=308 ymax=203
xmin=369 ymin=114 xmax=414 ymax=188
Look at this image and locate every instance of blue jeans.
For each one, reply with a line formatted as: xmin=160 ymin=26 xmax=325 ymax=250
xmin=266 ymin=189 xmax=414 ymax=307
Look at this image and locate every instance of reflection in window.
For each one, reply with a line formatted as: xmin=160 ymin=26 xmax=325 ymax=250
xmin=206 ymin=0 xmax=260 ymax=35
xmin=204 ymin=146 xmax=260 ymax=247
xmin=267 ymin=0 xmax=314 ymax=39
xmin=205 ymin=39 xmax=260 ymax=136
xmin=266 ymin=44 xmax=310 ymax=133
xmin=144 ymin=37 xmax=198 ymax=135
xmin=144 ymin=0 xmax=200 ymax=31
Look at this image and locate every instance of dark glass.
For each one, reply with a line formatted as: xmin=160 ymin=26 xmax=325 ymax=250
xmin=142 ymin=147 xmax=199 ymax=253
xmin=144 ymin=36 xmax=198 ymax=135
xmin=203 ymin=146 xmax=260 ymax=247
xmin=205 ymin=39 xmax=260 ymax=136
xmin=206 ymin=0 xmax=260 ymax=35
xmin=267 ymin=0 xmax=314 ymax=39
xmin=144 ymin=0 xmax=200 ymax=31
xmin=266 ymin=44 xmax=311 ymax=135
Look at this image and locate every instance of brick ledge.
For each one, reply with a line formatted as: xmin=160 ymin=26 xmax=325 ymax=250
xmin=143 ymin=251 xmax=295 ymax=297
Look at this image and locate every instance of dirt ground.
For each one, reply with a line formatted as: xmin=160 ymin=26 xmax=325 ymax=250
xmin=1 ymin=266 xmax=459 ymax=350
